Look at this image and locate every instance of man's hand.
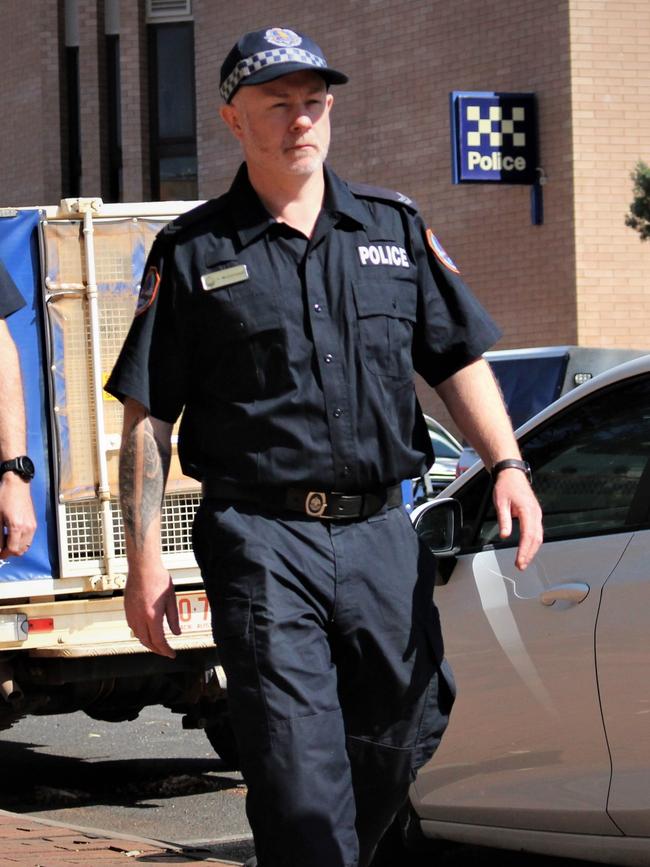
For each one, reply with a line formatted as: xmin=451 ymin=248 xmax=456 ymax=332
xmin=0 ymin=474 xmax=36 ymax=558
xmin=493 ymin=468 xmax=543 ymax=570
xmin=124 ymin=563 xmax=181 ymax=658
xmin=118 ymin=400 xmax=176 ymax=657
xmin=436 ymin=359 xmax=544 ymax=570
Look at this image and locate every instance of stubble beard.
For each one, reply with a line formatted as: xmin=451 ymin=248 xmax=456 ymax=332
xmin=285 ymin=139 xmax=330 ymax=176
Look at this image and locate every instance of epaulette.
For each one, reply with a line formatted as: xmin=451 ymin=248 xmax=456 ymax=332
xmin=347 ymin=181 xmax=419 ymax=213
xmin=159 ymin=194 xmax=229 ymax=238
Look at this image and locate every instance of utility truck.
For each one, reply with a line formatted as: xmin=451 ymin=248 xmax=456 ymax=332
xmin=0 ymin=199 xmax=236 ymax=763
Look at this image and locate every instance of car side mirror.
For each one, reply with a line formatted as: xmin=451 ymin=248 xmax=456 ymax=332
xmin=411 ymin=497 xmax=463 ymax=557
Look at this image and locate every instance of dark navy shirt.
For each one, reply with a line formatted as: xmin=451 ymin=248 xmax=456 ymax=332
xmin=0 ymin=260 xmax=25 ymax=319
xmin=106 ymin=163 xmax=500 ymax=491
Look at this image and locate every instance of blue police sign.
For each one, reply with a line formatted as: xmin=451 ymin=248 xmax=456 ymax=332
xmin=450 ymin=92 xmax=539 ymax=184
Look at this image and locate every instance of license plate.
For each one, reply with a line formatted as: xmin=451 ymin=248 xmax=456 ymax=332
xmin=174 ymin=592 xmax=212 ymax=633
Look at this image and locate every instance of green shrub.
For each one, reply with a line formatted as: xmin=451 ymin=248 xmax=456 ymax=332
xmin=626 ymin=161 xmax=650 ymax=241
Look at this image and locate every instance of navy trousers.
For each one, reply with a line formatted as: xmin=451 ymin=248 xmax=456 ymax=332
xmin=193 ymin=501 xmax=455 ymax=867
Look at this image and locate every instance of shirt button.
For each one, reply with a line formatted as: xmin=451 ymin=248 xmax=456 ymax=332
xmin=313 ymin=303 xmax=322 ymax=312
xmin=324 ymin=353 xmax=333 ymax=363
xmin=343 ymin=465 xmax=352 ymax=476
xmin=333 ymin=408 xmax=342 ymax=418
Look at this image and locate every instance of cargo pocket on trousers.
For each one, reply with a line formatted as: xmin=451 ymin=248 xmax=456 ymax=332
xmin=411 ymin=616 xmax=457 ymax=777
xmin=213 ymin=596 xmax=251 ymax=641
xmin=211 ymin=595 xmax=269 ymax=754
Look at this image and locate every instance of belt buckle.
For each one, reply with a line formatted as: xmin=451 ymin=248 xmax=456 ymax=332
xmin=305 ymin=491 xmax=328 ymax=518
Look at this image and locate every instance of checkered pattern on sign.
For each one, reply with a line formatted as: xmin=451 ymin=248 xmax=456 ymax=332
xmin=220 ymin=47 xmax=327 ymax=101
xmin=465 ymin=105 xmax=527 ymax=148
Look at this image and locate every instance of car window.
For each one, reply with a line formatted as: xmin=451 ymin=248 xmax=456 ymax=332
xmin=459 ymin=374 xmax=650 ymax=548
xmin=489 ymin=353 xmax=567 ymax=429
xmin=429 ymin=429 xmax=460 ymax=460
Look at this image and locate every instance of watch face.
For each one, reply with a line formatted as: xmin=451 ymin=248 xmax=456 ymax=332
xmin=1 ymin=456 xmax=36 ymax=481
xmin=17 ymin=456 xmax=35 ymax=479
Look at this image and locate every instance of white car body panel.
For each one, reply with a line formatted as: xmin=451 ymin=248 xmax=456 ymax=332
xmin=418 ymin=822 xmax=650 ymax=867
xmin=409 ymin=355 xmax=650 ymax=862
xmin=412 ymin=535 xmax=629 ymax=834
xmin=597 ymin=529 xmax=650 ymax=836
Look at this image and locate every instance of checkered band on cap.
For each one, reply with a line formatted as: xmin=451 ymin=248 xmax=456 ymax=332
xmin=220 ymin=46 xmax=328 ymax=102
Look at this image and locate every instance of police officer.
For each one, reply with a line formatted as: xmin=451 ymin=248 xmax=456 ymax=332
xmin=0 ymin=260 xmax=36 ymax=558
xmin=106 ymin=27 xmax=542 ymax=867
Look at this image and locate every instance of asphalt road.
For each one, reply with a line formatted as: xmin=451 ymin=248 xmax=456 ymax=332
xmin=0 ymin=706 xmax=255 ymax=863
xmin=0 ymin=708 xmax=605 ymax=866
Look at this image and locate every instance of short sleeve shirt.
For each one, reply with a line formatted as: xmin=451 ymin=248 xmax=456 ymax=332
xmin=0 ymin=260 xmax=25 ymax=319
xmin=106 ymin=163 xmax=501 ymax=491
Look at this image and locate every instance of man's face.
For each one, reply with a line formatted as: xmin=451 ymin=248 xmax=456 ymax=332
xmin=220 ymin=70 xmax=334 ymax=180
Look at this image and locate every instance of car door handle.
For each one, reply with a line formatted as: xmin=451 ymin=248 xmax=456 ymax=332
xmin=539 ymin=582 xmax=590 ymax=606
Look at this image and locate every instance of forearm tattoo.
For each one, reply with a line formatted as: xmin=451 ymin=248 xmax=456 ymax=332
xmin=120 ymin=413 xmax=171 ymax=548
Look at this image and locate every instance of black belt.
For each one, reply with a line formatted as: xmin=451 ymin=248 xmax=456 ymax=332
xmin=200 ymin=479 xmax=403 ymax=520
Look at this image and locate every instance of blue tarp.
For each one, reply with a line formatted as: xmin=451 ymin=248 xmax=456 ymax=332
xmin=0 ymin=210 xmax=56 ymax=582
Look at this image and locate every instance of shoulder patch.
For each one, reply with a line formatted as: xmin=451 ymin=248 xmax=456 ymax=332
xmin=159 ymin=195 xmax=229 ymax=239
xmin=426 ymin=229 xmax=460 ymax=274
xmin=347 ymin=182 xmax=419 ymax=213
xmin=135 ymin=265 xmax=161 ymax=316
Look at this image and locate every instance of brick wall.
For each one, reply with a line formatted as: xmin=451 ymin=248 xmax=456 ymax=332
xmin=41 ymin=3 xmax=64 ymax=205
xmin=569 ymin=0 xmax=650 ymax=349
xmin=77 ymin=0 xmax=103 ymax=195
xmin=0 ymin=1 xmax=62 ymax=204
xmin=120 ymin=0 xmax=149 ymax=201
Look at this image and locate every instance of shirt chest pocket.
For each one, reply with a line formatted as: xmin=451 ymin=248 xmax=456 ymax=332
xmin=203 ymin=278 xmax=283 ymax=336
xmin=353 ymin=279 xmax=417 ymax=381
xmin=198 ymin=281 xmax=288 ymax=400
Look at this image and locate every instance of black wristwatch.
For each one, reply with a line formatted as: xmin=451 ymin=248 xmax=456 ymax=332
xmin=491 ymin=459 xmax=532 ymax=485
xmin=0 ymin=456 xmax=35 ymax=482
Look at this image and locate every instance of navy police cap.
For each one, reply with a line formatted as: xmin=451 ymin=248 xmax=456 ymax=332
xmin=220 ymin=27 xmax=348 ymax=103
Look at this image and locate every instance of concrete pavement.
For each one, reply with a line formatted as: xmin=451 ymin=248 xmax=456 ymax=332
xmin=0 ymin=809 xmax=244 ymax=865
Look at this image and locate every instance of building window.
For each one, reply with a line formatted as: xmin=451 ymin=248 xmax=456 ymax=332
xmin=148 ymin=21 xmax=197 ymax=200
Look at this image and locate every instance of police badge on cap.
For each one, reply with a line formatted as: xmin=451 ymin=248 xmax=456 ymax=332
xmin=219 ymin=27 xmax=348 ymax=103
xmin=264 ymin=28 xmax=302 ymax=47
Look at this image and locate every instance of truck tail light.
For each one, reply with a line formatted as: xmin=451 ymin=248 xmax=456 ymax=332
xmin=27 ymin=618 xmax=54 ymax=633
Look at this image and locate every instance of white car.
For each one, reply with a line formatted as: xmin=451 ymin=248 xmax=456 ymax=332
xmin=454 ymin=345 xmax=646 ymax=480
xmin=403 ymin=354 xmax=650 ymax=866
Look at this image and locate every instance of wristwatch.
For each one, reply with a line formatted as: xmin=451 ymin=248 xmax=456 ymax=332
xmin=0 ymin=456 xmax=35 ymax=482
xmin=491 ymin=458 xmax=532 ymax=485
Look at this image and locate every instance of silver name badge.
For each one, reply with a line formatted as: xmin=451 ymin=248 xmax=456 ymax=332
xmin=201 ymin=264 xmax=249 ymax=291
